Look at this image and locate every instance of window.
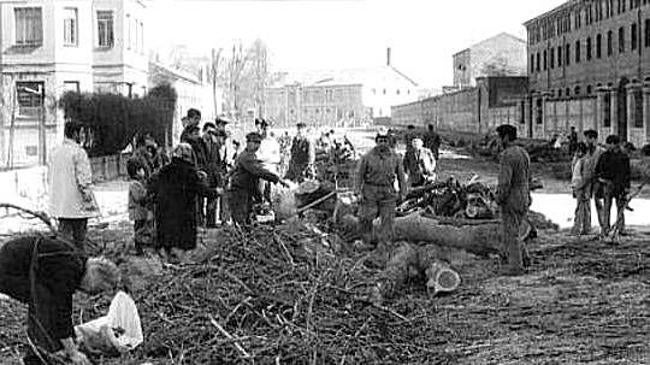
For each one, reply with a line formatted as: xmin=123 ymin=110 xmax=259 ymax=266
xmin=566 ymin=87 xmax=571 ymax=96
xmin=619 ymin=27 xmax=625 ymax=53
xmin=608 ymin=30 xmax=613 ymax=55
xmin=646 ymin=19 xmax=650 ymax=47
xmin=536 ymin=52 xmax=541 ymax=71
xmin=566 ymin=44 xmax=571 ymax=66
xmin=632 ymin=23 xmax=638 ymax=50
xmin=634 ymin=89 xmax=643 ymax=127
xmin=14 ymin=7 xmax=43 ymax=46
xmin=97 ymin=11 xmax=114 ymax=48
xmin=63 ymin=8 xmax=78 ymax=46
xmin=576 ymin=40 xmax=581 ymax=63
xmin=550 ymin=47 xmax=555 ymax=68
xmin=535 ymin=99 xmax=543 ymax=125
xmin=587 ymin=37 xmax=592 ymax=60
xmin=575 ymin=86 xmax=581 ymax=95
xmin=543 ymin=50 xmax=548 ymax=70
xmin=396 ymin=89 xmax=400 ymax=95
xmin=558 ymin=45 xmax=563 ymax=66
xmin=63 ymin=81 xmax=80 ymax=93
xmin=597 ymin=34 xmax=603 ymax=58
xmin=16 ymin=81 xmax=43 ymax=117
xmin=530 ymin=54 xmax=535 ymax=73
xmin=382 ymin=89 xmax=386 ymax=95
xmin=587 ymin=85 xmax=593 ymax=94
xmin=604 ymin=92 xmax=611 ymax=127
xmin=372 ymin=88 xmax=376 ymax=95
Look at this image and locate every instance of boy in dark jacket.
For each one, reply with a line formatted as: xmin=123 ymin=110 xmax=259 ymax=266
xmin=127 ymin=159 xmax=152 ymax=255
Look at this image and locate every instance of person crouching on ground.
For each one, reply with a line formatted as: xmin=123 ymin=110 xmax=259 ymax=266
xmin=595 ymin=135 xmax=631 ymax=236
xmin=149 ymin=143 xmax=223 ymax=263
xmin=571 ymin=142 xmax=590 ymax=236
xmin=0 ymin=235 xmax=120 ymax=365
xmin=127 ymin=159 xmax=153 ymax=255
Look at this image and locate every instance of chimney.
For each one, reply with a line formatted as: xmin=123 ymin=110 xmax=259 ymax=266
xmin=386 ymin=47 xmax=391 ymax=66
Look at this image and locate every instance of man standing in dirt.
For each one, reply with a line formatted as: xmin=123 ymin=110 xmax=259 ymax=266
xmin=355 ymin=129 xmax=406 ymax=250
xmin=48 ymin=121 xmax=100 ymax=252
xmin=423 ymin=124 xmax=442 ymax=160
xmin=227 ymin=132 xmax=289 ymax=225
xmin=495 ymin=124 xmax=531 ymax=276
xmin=583 ymin=129 xmax=606 ymax=234
xmin=595 ymin=135 xmax=631 ymax=235
xmin=285 ymin=122 xmax=316 ymax=183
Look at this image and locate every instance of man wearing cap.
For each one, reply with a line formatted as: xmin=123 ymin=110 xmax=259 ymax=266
xmin=355 ymin=129 xmax=407 ymax=251
xmin=227 ymin=132 xmax=289 ymax=225
xmin=255 ymin=118 xmax=282 ymax=203
xmin=495 ymin=124 xmax=531 ymax=276
xmin=201 ymin=122 xmax=228 ymax=227
xmin=285 ymin=122 xmax=316 ymax=183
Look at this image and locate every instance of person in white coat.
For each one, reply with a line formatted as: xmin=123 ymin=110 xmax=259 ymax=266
xmin=48 ymin=121 xmax=99 ymax=252
xmin=255 ymin=118 xmax=281 ymax=204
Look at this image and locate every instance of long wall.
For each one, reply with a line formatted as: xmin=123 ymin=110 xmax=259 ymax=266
xmin=392 ymin=76 xmax=528 ymax=136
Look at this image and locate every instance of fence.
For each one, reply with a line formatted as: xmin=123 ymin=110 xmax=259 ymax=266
xmin=89 ymin=153 xmax=129 ymax=183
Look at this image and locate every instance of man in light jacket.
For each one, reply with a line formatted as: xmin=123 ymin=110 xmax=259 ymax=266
xmin=48 ymin=121 xmax=99 ymax=252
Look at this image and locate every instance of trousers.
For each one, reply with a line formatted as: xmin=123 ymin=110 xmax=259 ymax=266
xmin=501 ymin=206 xmax=526 ymax=271
xmin=358 ymin=185 xmax=397 ymax=247
xmin=572 ymin=188 xmax=591 ymax=235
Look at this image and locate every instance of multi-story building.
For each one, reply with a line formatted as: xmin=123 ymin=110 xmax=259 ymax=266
xmin=0 ymin=0 xmax=148 ymax=168
xmin=264 ymin=49 xmax=419 ymax=127
xmin=525 ymin=0 xmax=650 ymax=146
xmin=453 ymin=32 xmax=527 ymax=89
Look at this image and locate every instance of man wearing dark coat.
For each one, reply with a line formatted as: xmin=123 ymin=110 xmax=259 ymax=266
xmin=285 ymin=122 xmax=316 ymax=183
xmin=0 ymin=236 xmax=120 ymax=365
xmin=495 ymin=124 xmax=531 ymax=276
xmin=423 ymin=124 xmax=442 ymax=160
xmin=227 ymin=132 xmax=289 ymax=225
xmin=149 ymin=143 xmax=221 ymax=262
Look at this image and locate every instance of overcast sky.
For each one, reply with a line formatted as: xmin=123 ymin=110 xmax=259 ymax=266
xmin=148 ymin=0 xmax=566 ymax=89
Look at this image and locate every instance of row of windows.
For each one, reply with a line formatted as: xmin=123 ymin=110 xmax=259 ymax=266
xmin=529 ymin=0 xmax=649 ymax=45
xmin=371 ymin=88 xmax=411 ymax=96
xmin=530 ymin=20 xmax=650 ymax=73
xmin=13 ymin=6 xmax=140 ymax=50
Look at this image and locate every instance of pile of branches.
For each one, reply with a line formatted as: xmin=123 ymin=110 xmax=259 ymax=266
xmin=398 ymin=178 xmax=496 ymax=219
xmin=111 ymin=224 xmax=454 ymax=364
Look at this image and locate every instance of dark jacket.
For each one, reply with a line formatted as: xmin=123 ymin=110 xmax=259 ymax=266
xmin=202 ymin=135 xmax=226 ymax=188
xmin=229 ymin=149 xmax=281 ymax=193
xmin=0 ymin=236 xmax=86 ymax=353
xmin=423 ymin=131 xmax=441 ymax=158
xmin=497 ymin=145 xmax=531 ymax=212
xmin=286 ymin=136 xmax=315 ymax=182
xmin=595 ymin=148 xmax=631 ymax=195
xmin=149 ymin=158 xmax=216 ymax=250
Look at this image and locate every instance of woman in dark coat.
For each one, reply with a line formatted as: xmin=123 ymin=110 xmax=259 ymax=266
xmin=149 ymin=143 xmax=221 ymax=262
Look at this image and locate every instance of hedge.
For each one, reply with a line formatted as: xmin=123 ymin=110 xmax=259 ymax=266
xmin=59 ymin=84 xmax=177 ymax=157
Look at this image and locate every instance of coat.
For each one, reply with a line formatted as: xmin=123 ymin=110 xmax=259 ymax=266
xmin=0 ymin=235 xmax=86 ymax=353
xmin=286 ymin=136 xmax=315 ymax=182
xmin=496 ymin=145 xmax=531 ymax=213
xmin=403 ymin=147 xmax=437 ymax=186
xmin=48 ymin=139 xmax=99 ymax=219
xmin=356 ymin=146 xmax=406 ymax=193
xmin=149 ymin=158 xmax=216 ymax=250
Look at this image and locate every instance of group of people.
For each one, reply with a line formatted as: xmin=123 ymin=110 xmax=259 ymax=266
xmin=571 ymin=130 xmax=631 ymax=237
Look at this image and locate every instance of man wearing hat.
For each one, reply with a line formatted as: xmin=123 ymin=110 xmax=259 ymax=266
xmin=255 ymin=118 xmax=282 ymax=203
xmin=285 ymin=122 xmax=316 ymax=183
xmin=355 ymin=128 xmax=406 ymax=251
xmin=227 ymin=132 xmax=289 ymax=225
xmin=201 ymin=122 xmax=229 ymax=227
xmin=495 ymin=124 xmax=531 ymax=276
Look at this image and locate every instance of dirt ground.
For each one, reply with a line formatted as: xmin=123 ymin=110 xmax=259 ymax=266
xmin=0 ymin=129 xmax=648 ymax=364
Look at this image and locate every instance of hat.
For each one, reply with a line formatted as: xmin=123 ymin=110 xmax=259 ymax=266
xmin=172 ymin=142 xmax=195 ymax=165
xmin=246 ymin=132 xmax=263 ymax=143
xmin=215 ymin=117 xmax=230 ymax=125
xmin=296 ymin=122 xmax=306 ymax=128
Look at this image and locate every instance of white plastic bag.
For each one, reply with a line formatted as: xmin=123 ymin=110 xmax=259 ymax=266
xmin=75 ymin=291 xmax=143 ymax=355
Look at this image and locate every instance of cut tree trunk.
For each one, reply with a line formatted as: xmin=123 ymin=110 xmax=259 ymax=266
xmin=370 ymin=242 xmax=461 ymax=305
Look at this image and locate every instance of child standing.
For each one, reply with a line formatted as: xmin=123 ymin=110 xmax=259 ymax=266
xmin=127 ymin=159 xmax=152 ymax=255
xmin=571 ymin=142 xmax=590 ymax=235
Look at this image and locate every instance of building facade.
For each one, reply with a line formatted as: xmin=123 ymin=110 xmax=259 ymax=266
xmin=392 ymin=77 xmax=529 ymax=135
xmin=0 ymin=0 xmax=148 ymax=168
xmin=453 ymin=33 xmax=528 ymax=88
xmin=525 ymin=0 xmax=650 ymax=146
